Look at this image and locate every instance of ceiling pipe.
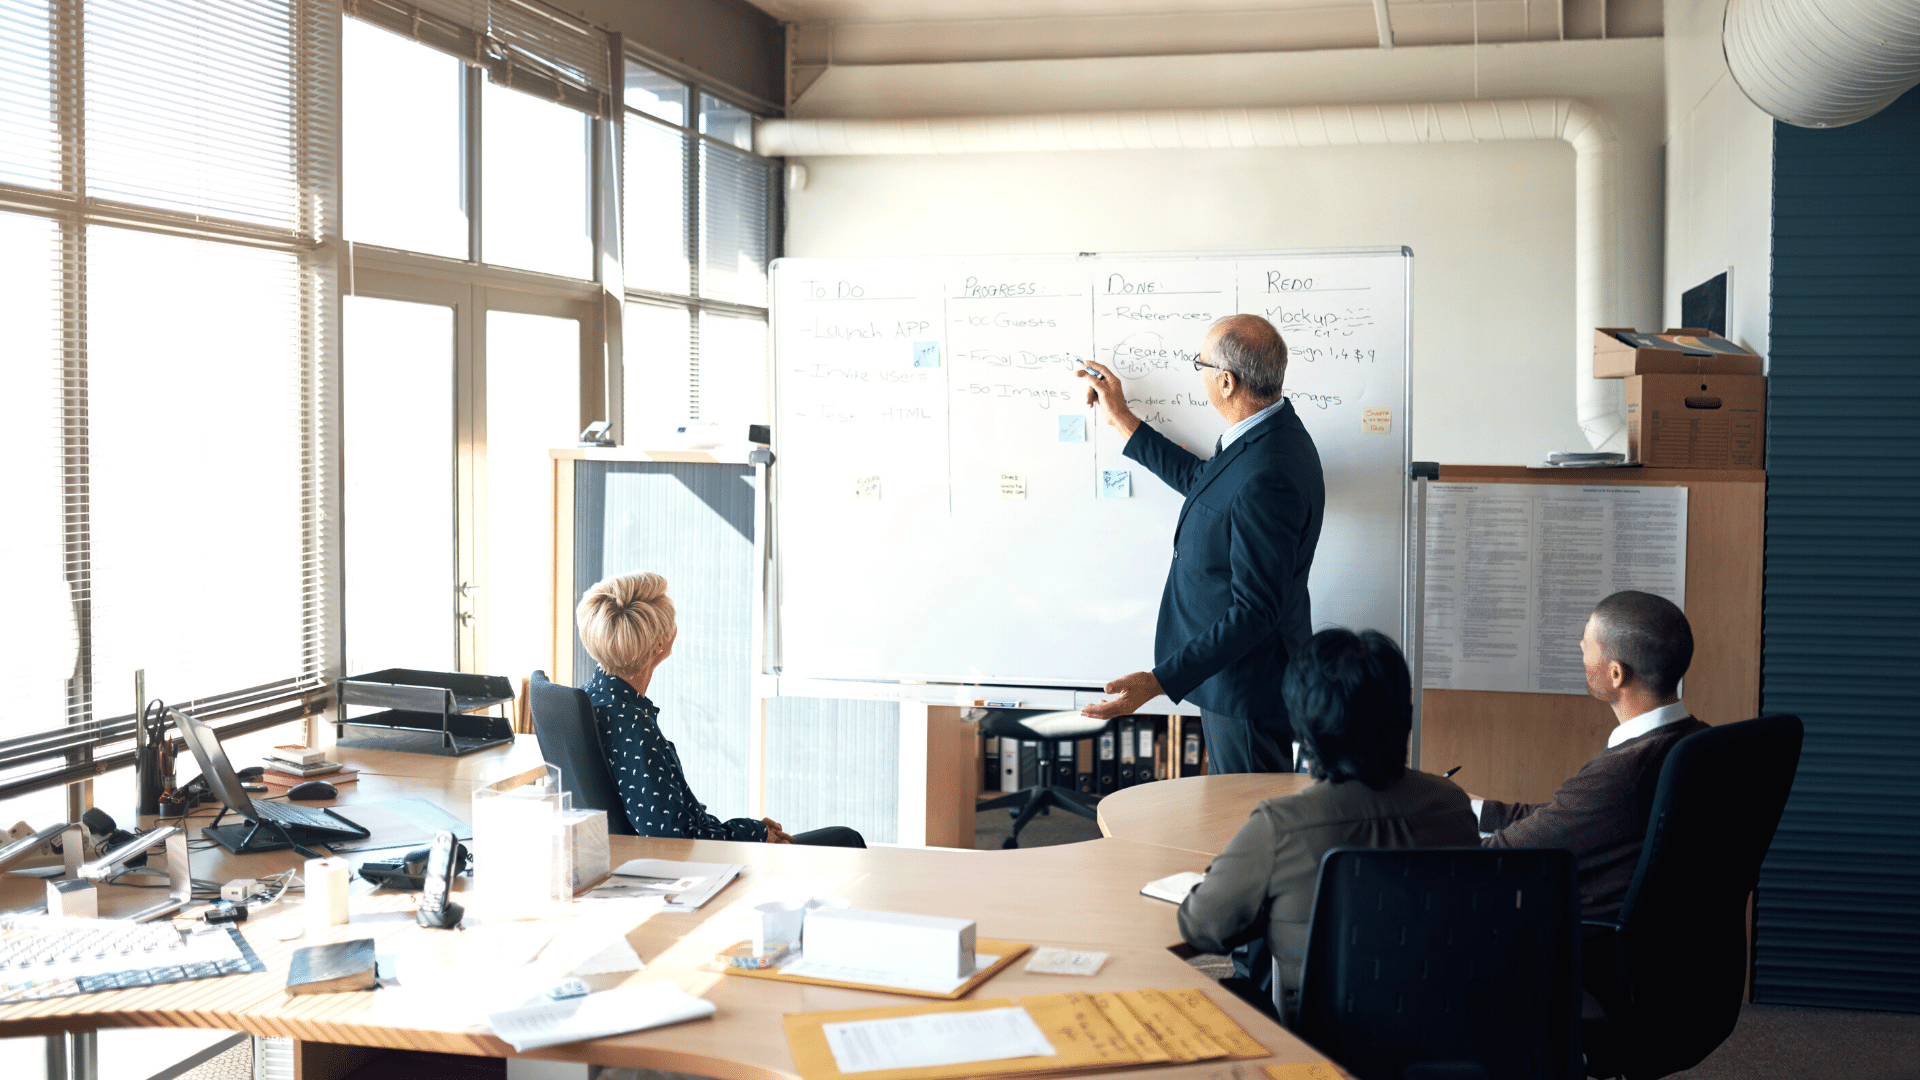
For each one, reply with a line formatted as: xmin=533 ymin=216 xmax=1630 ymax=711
xmin=759 ymin=99 xmax=1628 ymax=452
xmin=1373 ymin=0 xmax=1396 ymax=49
xmin=1724 ymin=0 xmax=1920 ymax=128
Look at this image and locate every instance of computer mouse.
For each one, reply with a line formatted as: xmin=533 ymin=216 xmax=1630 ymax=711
xmin=286 ymin=780 xmax=337 ymax=801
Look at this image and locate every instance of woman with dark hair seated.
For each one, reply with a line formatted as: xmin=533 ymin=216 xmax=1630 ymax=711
xmin=1176 ymin=628 xmax=1478 ymax=1024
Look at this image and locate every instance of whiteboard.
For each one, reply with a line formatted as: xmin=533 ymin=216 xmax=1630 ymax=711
xmin=770 ymin=248 xmax=1411 ymax=690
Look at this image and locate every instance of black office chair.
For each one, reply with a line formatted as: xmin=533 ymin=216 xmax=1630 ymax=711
xmin=974 ymin=709 xmax=1109 ymax=848
xmin=528 ymin=670 xmax=636 ymax=836
xmin=1581 ymin=714 xmax=1803 ymax=1080
xmin=1295 ymin=847 xmax=1583 ymax=1080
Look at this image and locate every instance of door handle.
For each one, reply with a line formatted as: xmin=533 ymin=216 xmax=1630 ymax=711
xmin=458 ymin=582 xmax=482 ymax=597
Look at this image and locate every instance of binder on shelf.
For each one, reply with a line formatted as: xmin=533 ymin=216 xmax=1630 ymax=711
xmin=1117 ymin=719 xmax=1137 ymax=788
xmin=983 ymin=735 xmax=1000 ymax=792
xmin=1000 ymin=739 xmax=1019 ymax=793
xmin=1137 ymin=721 xmax=1157 ymax=783
xmin=1181 ymin=725 xmax=1206 ymax=777
xmin=1097 ymin=725 xmax=1118 ymax=794
xmin=1018 ymin=740 xmax=1040 ymax=788
xmin=1075 ymin=738 xmax=1095 ymax=793
xmin=1053 ymin=740 xmax=1075 ymax=789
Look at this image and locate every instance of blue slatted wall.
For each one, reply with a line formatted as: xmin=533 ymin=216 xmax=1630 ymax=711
xmin=1757 ymin=87 xmax=1920 ymax=1011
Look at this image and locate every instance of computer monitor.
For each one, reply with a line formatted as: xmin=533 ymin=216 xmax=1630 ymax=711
xmin=172 ymin=707 xmax=266 ymax=820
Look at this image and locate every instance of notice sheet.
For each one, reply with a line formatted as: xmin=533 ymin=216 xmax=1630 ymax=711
xmin=1421 ymin=483 xmax=1687 ymax=694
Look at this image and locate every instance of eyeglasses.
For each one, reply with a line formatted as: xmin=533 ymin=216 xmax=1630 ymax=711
xmin=1192 ymin=358 xmax=1225 ymax=373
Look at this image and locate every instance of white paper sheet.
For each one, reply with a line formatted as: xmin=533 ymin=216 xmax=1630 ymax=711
xmin=1421 ymin=483 xmax=1688 ymax=694
xmin=776 ymin=952 xmax=998 ymax=995
xmin=1140 ymin=871 xmax=1205 ymax=904
xmin=488 ymin=981 xmax=716 ymax=1052
xmin=821 ymin=1005 xmax=1055 ymax=1073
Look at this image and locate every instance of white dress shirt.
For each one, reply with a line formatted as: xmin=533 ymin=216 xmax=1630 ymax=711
xmin=1215 ymin=396 xmax=1288 ymax=453
xmin=1606 ymin=699 xmax=1691 ymax=748
xmin=1471 ymin=700 xmax=1690 ymax=825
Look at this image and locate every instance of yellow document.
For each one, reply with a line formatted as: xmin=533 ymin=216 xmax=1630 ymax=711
xmin=1163 ymin=985 xmax=1272 ymax=1059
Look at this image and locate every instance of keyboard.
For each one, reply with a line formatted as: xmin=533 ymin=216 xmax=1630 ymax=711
xmin=252 ymin=799 xmax=362 ymax=834
xmin=0 ymin=917 xmax=262 ymax=1003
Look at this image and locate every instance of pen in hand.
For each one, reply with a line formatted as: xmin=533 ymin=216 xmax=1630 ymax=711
xmin=1443 ymin=766 xmax=1462 ymax=778
xmin=1076 ymin=360 xmax=1106 ymax=381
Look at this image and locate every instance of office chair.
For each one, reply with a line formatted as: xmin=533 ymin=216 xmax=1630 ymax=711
xmin=974 ymin=709 xmax=1109 ymax=848
xmin=528 ymin=670 xmax=636 ymax=836
xmin=1295 ymin=847 xmax=1583 ymax=1080
xmin=1581 ymin=714 xmax=1803 ymax=1080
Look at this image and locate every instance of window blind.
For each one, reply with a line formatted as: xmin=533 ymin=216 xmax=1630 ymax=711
xmin=0 ymin=0 xmax=337 ymax=800
xmin=343 ymin=0 xmax=615 ymax=118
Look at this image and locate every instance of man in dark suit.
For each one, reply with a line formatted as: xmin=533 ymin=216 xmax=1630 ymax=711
xmin=1478 ymin=590 xmax=1708 ymax=922
xmin=1077 ymin=314 xmax=1325 ymax=774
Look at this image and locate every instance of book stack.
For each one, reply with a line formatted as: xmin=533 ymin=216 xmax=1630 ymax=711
xmin=261 ymin=745 xmax=358 ymax=790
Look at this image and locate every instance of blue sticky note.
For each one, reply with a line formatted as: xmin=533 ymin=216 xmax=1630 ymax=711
xmin=1102 ymin=470 xmax=1132 ymax=498
xmin=1058 ymin=415 xmax=1087 ymax=443
xmin=913 ymin=341 xmax=941 ymax=367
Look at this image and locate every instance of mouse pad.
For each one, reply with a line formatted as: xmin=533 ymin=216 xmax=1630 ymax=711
xmin=320 ymin=798 xmax=471 ymax=854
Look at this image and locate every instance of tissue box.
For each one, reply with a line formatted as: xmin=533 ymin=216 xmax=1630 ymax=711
xmin=802 ymin=908 xmax=976 ymax=979
xmin=561 ymin=808 xmax=609 ymax=892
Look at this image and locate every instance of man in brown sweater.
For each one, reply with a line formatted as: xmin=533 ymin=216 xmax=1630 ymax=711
xmin=1477 ymin=590 xmax=1706 ymax=922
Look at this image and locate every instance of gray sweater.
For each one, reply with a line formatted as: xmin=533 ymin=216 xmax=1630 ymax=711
xmin=1177 ymin=770 xmax=1479 ymax=1022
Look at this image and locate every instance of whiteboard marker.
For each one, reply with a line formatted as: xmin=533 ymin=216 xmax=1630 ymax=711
xmin=983 ymin=699 xmax=1022 ymax=708
xmin=1075 ymin=361 xmax=1106 ymax=381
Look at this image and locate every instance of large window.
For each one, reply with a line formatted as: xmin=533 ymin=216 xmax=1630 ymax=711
xmin=0 ymin=0 xmax=332 ymax=801
xmin=622 ymin=61 xmax=779 ymax=443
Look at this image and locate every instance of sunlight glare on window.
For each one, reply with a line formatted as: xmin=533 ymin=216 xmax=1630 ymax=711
xmin=343 ymin=18 xmax=467 ymax=258
xmin=481 ymin=79 xmax=591 ymax=279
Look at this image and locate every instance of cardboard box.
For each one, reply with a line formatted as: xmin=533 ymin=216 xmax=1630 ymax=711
xmin=1595 ymin=327 xmax=1764 ymax=378
xmin=1625 ymin=374 xmax=1766 ymax=470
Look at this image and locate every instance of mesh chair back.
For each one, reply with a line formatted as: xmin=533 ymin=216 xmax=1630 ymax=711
xmin=1606 ymin=714 xmax=1803 ymax=1076
xmin=1296 ymin=847 xmax=1582 ymax=1080
xmin=528 ymin=670 xmax=635 ymax=836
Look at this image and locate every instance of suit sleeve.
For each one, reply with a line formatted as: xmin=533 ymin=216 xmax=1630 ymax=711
xmin=1179 ymin=809 xmax=1291 ymax=954
xmin=1151 ymin=469 xmax=1305 ymax=703
xmin=1122 ymin=421 xmax=1207 ymax=496
xmin=1481 ymin=757 xmax=1618 ymax=853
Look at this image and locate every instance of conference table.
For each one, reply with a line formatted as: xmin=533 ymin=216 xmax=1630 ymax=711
xmin=1096 ymin=773 xmax=1315 ymax=856
xmin=0 ymin=737 xmax=1339 ymax=1080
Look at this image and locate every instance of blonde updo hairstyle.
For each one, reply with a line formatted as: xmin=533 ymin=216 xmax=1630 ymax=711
xmin=576 ymin=571 xmax=676 ymax=680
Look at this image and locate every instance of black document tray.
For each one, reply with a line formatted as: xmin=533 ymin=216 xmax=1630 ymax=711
xmin=335 ymin=668 xmax=515 ymax=757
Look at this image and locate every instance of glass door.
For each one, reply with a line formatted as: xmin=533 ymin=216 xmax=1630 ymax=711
xmin=476 ymin=305 xmax=584 ymax=685
xmin=342 ymin=294 xmax=459 ymax=675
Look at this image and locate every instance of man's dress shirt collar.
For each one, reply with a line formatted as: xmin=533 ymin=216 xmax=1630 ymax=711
xmin=1215 ymin=396 xmax=1288 ymax=454
xmin=1607 ymin=699 xmax=1691 ymax=749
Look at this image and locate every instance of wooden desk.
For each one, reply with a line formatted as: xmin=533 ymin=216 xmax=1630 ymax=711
xmin=0 ymin=746 xmax=1328 ymax=1080
xmin=1096 ymin=775 xmax=1314 ymax=856
xmin=330 ymin=734 xmax=547 ymax=782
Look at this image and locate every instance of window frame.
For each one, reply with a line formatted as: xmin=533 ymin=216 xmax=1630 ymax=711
xmin=617 ymin=56 xmax=781 ymax=443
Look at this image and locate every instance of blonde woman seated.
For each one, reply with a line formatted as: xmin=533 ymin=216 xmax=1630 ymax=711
xmin=577 ymin=572 xmax=864 ymax=847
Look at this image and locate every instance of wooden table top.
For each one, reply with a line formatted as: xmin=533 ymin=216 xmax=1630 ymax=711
xmin=1096 ymin=773 xmax=1316 ymax=857
xmin=0 ymin=746 xmax=1328 ymax=1078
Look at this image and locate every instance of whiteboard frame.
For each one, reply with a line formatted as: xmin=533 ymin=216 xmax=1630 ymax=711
xmin=758 ymin=246 xmax=1414 ymax=706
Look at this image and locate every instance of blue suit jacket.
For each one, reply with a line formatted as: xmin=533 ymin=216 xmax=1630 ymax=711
xmin=1123 ymin=400 xmax=1325 ymax=718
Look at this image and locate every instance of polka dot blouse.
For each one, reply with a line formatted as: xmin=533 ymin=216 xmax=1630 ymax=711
xmin=585 ymin=666 xmax=769 ymax=842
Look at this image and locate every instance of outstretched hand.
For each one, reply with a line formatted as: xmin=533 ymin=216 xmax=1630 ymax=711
xmin=1075 ymin=360 xmax=1142 ymax=439
xmin=1081 ymin=670 xmax=1164 ymax=720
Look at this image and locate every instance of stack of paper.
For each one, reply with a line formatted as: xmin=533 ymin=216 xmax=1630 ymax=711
xmin=585 ymin=859 xmax=742 ymax=911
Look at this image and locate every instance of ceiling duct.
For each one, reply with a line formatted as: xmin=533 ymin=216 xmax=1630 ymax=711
xmin=1724 ymin=0 xmax=1920 ymax=128
xmin=759 ymin=99 xmax=1629 ymax=452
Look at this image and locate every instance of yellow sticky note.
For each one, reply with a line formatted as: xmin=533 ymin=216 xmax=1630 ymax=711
xmin=854 ymin=474 xmax=881 ymax=500
xmin=999 ymin=472 xmax=1027 ymax=499
xmin=1362 ymin=407 xmax=1392 ymax=434
xmin=1264 ymin=1063 xmax=1348 ymax=1080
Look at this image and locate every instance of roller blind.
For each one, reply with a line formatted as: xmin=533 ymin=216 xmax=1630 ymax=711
xmin=0 ymin=0 xmax=336 ymax=800
xmin=343 ymin=0 xmax=615 ymax=117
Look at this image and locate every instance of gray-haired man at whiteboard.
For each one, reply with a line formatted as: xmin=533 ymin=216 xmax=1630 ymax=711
xmin=1077 ymin=314 xmax=1326 ymax=775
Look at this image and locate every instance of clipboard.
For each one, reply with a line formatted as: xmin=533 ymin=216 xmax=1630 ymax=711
xmin=723 ymin=938 xmax=1032 ymax=999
